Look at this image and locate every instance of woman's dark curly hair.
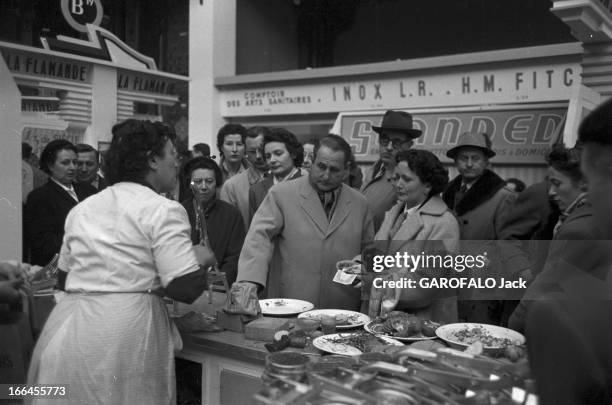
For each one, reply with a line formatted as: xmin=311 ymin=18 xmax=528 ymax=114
xmin=104 ymin=119 xmax=176 ymax=185
xmin=395 ymin=149 xmax=449 ymax=197
xmin=546 ymin=143 xmax=583 ymax=184
xmin=182 ymin=157 xmax=223 ymax=189
xmin=216 ymin=124 xmax=248 ymax=158
xmin=39 ymin=139 xmax=77 ymax=174
xmin=263 ymin=128 xmax=304 ymax=167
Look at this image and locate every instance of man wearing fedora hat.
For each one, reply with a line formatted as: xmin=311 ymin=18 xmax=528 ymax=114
xmin=442 ymin=131 xmax=516 ymax=324
xmin=361 ymin=110 xmax=422 ymax=231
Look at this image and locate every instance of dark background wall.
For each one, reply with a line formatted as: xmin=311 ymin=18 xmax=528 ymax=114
xmin=237 ymin=0 xmax=298 ymax=74
xmin=236 ymin=0 xmax=576 ymax=74
xmin=1 ymin=0 xmax=575 ymax=75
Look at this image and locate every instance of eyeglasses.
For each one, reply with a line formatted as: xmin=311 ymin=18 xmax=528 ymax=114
xmin=379 ymin=136 xmax=413 ymax=150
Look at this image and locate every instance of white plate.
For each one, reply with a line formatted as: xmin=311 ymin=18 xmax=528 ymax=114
xmin=259 ymin=298 xmax=314 ymax=315
xmin=435 ymin=323 xmax=525 ymax=353
xmin=313 ymin=332 xmax=403 ymax=356
xmin=298 ymin=309 xmax=370 ymax=329
xmin=363 ymin=321 xmax=438 ymax=342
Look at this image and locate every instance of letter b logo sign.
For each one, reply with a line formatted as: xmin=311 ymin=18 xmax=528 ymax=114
xmin=61 ymin=0 xmax=103 ymax=33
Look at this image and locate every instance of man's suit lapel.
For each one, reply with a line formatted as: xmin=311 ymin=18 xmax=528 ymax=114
xmin=299 ymin=179 xmax=328 ymax=236
xmin=326 ymin=186 xmax=351 ymax=239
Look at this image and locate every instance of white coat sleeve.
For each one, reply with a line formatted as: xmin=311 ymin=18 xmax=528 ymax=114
xmin=236 ymin=188 xmax=284 ymax=287
xmin=150 ymin=202 xmax=201 ymax=288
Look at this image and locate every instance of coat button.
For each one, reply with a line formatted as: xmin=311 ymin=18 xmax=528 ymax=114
xmin=463 ymin=220 xmax=468 ymax=224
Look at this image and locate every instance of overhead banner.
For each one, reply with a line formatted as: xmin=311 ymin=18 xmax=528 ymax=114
xmin=340 ymin=108 xmax=566 ymax=164
xmin=1 ymin=48 xmax=91 ymax=83
xmin=219 ymin=63 xmax=577 ymax=116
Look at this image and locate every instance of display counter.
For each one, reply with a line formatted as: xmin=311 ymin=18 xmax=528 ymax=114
xmin=178 ymin=329 xmax=268 ymax=405
xmin=174 ymin=292 xmax=533 ymax=405
xmin=175 ymin=291 xmax=271 ymax=405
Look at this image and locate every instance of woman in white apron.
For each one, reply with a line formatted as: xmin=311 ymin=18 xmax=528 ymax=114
xmin=27 ymin=120 xmax=215 ymax=404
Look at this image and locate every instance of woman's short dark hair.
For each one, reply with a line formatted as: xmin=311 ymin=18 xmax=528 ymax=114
xmin=506 ymin=177 xmax=526 ymax=193
xmin=192 ymin=143 xmax=211 ymax=157
xmin=104 ymin=119 xmax=176 ymax=185
xmin=216 ymin=124 xmax=248 ymax=157
xmin=263 ymin=128 xmax=304 ymax=167
xmin=39 ymin=139 xmax=77 ymax=174
xmin=315 ymin=134 xmax=353 ymax=168
xmin=303 ymin=138 xmax=318 ymax=147
xmin=395 ymin=149 xmax=449 ymax=197
xmin=182 ymin=157 xmax=223 ymax=188
xmin=546 ymin=143 xmax=583 ymax=184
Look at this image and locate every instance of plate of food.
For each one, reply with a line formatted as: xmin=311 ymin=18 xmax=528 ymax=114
xmin=297 ymin=309 xmax=370 ymax=329
xmin=364 ymin=312 xmax=440 ymax=341
xmin=259 ymin=299 xmax=314 ymax=316
xmin=435 ymin=323 xmax=525 ymax=354
xmin=312 ymin=331 xmax=403 ymax=356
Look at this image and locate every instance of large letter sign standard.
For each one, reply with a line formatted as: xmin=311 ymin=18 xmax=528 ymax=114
xmin=61 ymin=0 xmax=103 ymax=33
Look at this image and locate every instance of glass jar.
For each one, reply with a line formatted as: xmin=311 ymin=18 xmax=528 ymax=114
xmin=320 ymin=314 xmax=337 ymax=335
xmin=262 ymin=352 xmax=311 ymax=385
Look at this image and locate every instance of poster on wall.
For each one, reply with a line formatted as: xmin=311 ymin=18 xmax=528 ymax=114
xmin=22 ymin=126 xmax=85 ymax=158
xmin=337 ymin=107 xmax=566 ymax=164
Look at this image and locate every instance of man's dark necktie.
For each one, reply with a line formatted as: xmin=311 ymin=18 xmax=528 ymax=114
xmin=454 ymin=184 xmax=468 ymax=210
xmin=319 ymin=192 xmax=335 ymax=220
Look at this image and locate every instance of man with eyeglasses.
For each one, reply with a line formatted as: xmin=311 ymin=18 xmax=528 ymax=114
xmin=442 ymin=132 xmax=516 ymax=324
xmin=361 ymin=110 xmax=422 ymax=231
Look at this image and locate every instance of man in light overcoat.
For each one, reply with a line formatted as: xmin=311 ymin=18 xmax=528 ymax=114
xmin=236 ymin=135 xmax=374 ymax=310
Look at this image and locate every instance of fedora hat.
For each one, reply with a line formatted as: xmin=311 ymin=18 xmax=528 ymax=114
xmin=372 ymin=110 xmax=422 ymax=138
xmin=446 ymin=132 xmax=496 ymax=159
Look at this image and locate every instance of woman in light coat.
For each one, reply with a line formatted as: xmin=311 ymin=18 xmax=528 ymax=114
xmin=369 ymin=149 xmax=460 ymax=323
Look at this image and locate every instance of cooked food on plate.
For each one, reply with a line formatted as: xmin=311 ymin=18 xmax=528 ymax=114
xmin=368 ymin=311 xmax=441 ymax=338
xmin=453 ymin=325 xmax=515 ymax=347
xmin=301 ymin=312 xmax=361 ymax=326
xmin=322 ymin=331 xmax=395 ymax=353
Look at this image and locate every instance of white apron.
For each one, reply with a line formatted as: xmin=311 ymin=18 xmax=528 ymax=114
xmin=27 ymin=292 xmax=181 ymax=405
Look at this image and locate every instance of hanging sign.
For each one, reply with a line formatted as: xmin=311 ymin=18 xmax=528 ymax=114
xmin=220 ymin=64 xmax=577 ymax=116
xmin=1 ymin=49 xmax=91 ymax=83
xmin=61 ymin=0 xmax=104 ymax=33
